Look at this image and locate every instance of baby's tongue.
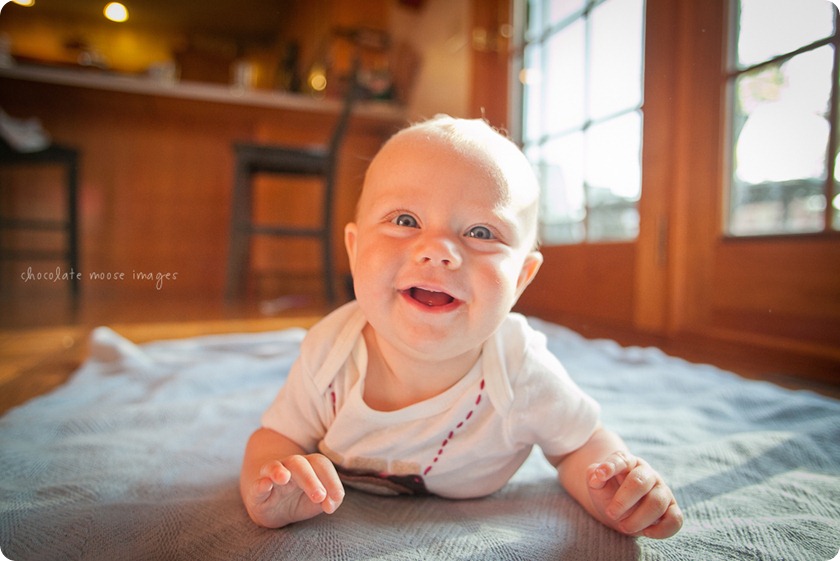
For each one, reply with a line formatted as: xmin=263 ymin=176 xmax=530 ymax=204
xmin=411 ymin=287 xmax=454 ymax=307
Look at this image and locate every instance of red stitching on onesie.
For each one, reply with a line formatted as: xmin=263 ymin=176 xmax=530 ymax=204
xmin=328 ymin=383 xmax=337 ymax=415
xmin=423 ymin=378 xmax=485 ymax=476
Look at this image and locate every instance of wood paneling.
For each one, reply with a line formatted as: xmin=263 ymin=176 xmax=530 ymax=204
xmin=516 ymin=243 xmax=636 ymax=327
xmin=709 ymin=238 xmax=840 ymax=359
xmin=469 ymin=0 xmax=511 ymax=129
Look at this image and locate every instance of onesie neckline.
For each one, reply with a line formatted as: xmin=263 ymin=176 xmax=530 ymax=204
xmin=348 ymin=336 xmax=485 ymax=423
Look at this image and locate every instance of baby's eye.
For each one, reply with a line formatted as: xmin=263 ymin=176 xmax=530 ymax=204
xmin=466 ymin=225 xmax=495 ymax=240
xmin=393 ymin=214 xmax=418 ymax=228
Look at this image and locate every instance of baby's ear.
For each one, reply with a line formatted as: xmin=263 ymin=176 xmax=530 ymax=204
xmin=344 ymin=222 xmax=358 ymax=275
xmin=515 ymin=251 xmax=543 ymax=298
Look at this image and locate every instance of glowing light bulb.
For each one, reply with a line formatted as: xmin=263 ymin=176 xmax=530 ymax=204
xmin=310 ymin=74 xmax=327 ymax=92
xmin=0 ymin=1 xmax=33 ymax=16
xmin=307 ymin=63 xmax=327 ymax=93
xmin=0 ymin=0 xmax=36 ymax=10
xmin=103 ymin=2 xmax=128 ymax=22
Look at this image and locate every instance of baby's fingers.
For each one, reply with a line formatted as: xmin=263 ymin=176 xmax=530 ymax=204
xmin=285 ymin=454 xmax=345 ymax=515
xmin=247 ymin=475 xmax=277 ymax=507
xmin=260 ymin=460 xmax=292 ymax=485
xmin=309 ymin=455 xmax=345 ymax=514
xmin=588 ymin=451 xmax=635 ymax=488
xmin=643 ymin=501 xmax=684 ymax=539
xmin=285 ymin=455 xmax=330 ymax=504
xmin=614 ymin=480 xmax=675 ymax=535
xmin=604 ymin=463 xmax=657 ymax=522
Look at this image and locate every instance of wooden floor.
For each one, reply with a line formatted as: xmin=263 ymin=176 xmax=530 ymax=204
xmin=0 ymin=287 xmax=330 ymax=414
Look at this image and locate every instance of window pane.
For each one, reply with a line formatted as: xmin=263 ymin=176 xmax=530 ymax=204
xmin=834 ymin=201 xmax=840 ymax=231
xmin=585 ymin=112 xmax=642 ymax=240
xmin=831 ymin=154 xmax=840 ymax=230
xmin=549 ymin=0 xmax=585 ymax=26
xmin=730 ymin=47 xmax=832 ymax=235
xmin=585 ymin=112 xmax=642 ymax=200
xmin=526 ymin=0 xmax=544 ymax=41
xmin=737 ymin=0 xmax=834 ymax=68
xmin=835 ymin=65 xmax=840 ymax=231
xmin=545 ymin=20 xmax=586 ymax=134
xmin=539 ymin=133 xmax=586 ymax=243
xmin=589 ymin=0 xmax=644 ymax=120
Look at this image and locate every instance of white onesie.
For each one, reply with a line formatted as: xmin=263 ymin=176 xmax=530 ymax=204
xmin=261 ymin=301 xmax=600 ymax=498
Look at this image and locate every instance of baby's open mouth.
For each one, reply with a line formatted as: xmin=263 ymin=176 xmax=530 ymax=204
xmin=406 ymin=287 xmax=455 ymax=307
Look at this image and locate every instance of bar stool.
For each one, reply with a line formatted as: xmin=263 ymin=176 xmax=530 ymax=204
xmin=226 ymin=78 xmax=359 ymax=305
xmin=0 ymin=139 xmax=80 ymax=298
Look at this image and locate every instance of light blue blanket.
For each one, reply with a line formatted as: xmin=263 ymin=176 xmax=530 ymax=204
xmin=1 ymin=320 xmax=838 ymax=560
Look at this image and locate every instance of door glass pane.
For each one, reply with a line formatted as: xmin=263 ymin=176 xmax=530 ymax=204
xmin=737 ymin=0 xmax=834 ymax=68
xmin=589 ymin=0 xmax=644 ymax=120
xmin=730 ymin=46 xmax=832 ymax=235
xmin=522 ymin=44 xmax=543 ymax=143
xmin=585 ymin=112 xmax=642 ymax=240
xmin=539 ymin=133 xmax=586 ymax=243
xmin=520 ymin=0 xmax=645 ymax=245
xmin=545 ymin=19 xmax=586 ymax=134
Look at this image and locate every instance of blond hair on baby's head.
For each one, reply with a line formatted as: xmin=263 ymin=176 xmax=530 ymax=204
xmin=396 ymin=115 xmax=519 ymax=162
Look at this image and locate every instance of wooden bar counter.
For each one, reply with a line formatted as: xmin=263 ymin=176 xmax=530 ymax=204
xmin=0 ymin=64 xmax=406 ymax=302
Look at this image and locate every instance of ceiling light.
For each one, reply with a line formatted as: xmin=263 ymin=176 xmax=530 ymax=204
xmin=103 ymin=2 xmax=129 ymax=23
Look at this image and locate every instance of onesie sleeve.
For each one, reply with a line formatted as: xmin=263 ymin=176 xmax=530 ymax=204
xmin=260 ymin=353 xmax=331 ymax=452
xmin=259 ymin=301 xmax=364 ymax=452
xmin=507 ymin=332 xmax=600 ymax=457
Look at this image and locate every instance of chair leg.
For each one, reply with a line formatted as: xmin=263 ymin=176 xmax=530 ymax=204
xmin=226 ymin=230 xmax=249 ymax=300
xmin=226 ymin=163 xmax=253 ymax=301
xmin=66 ymin=153 xmax=80 ymax=301
xmin=322 ymin=231 xmax=335 ymax=304
xmin=322 ymin=172 xmax=337 ymax=305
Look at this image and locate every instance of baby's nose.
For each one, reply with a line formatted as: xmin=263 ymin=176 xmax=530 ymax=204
xmin=415 ymin=235 xmax=463 ymax=269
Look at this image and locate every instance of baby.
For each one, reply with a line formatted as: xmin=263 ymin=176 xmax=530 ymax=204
xmin=240 ymin=115 xmax=683 ymax=539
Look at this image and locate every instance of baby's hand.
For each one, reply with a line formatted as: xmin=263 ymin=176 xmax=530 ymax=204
xmin=244 ymin=453 xmax=345 ymax=529
xmin=586 ymin=451 xmax=682 ymax=539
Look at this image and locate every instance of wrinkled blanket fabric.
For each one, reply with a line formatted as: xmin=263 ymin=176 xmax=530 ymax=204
xmin=1 ymin=320 xmax=838 ymax=561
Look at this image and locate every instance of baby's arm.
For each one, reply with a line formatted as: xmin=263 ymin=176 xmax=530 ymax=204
xmin=240 ymin=427 xmax=345 ymax=528
xmin=546 ymin=425 xmax=683 ymax=539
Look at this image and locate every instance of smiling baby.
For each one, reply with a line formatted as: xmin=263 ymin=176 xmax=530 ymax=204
xmin=239 ymin=115 xmax=682 ymax=539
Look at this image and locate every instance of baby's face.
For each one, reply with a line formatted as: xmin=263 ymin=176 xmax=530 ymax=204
xmin=344 ymin=128 xmax=543 ymax=362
